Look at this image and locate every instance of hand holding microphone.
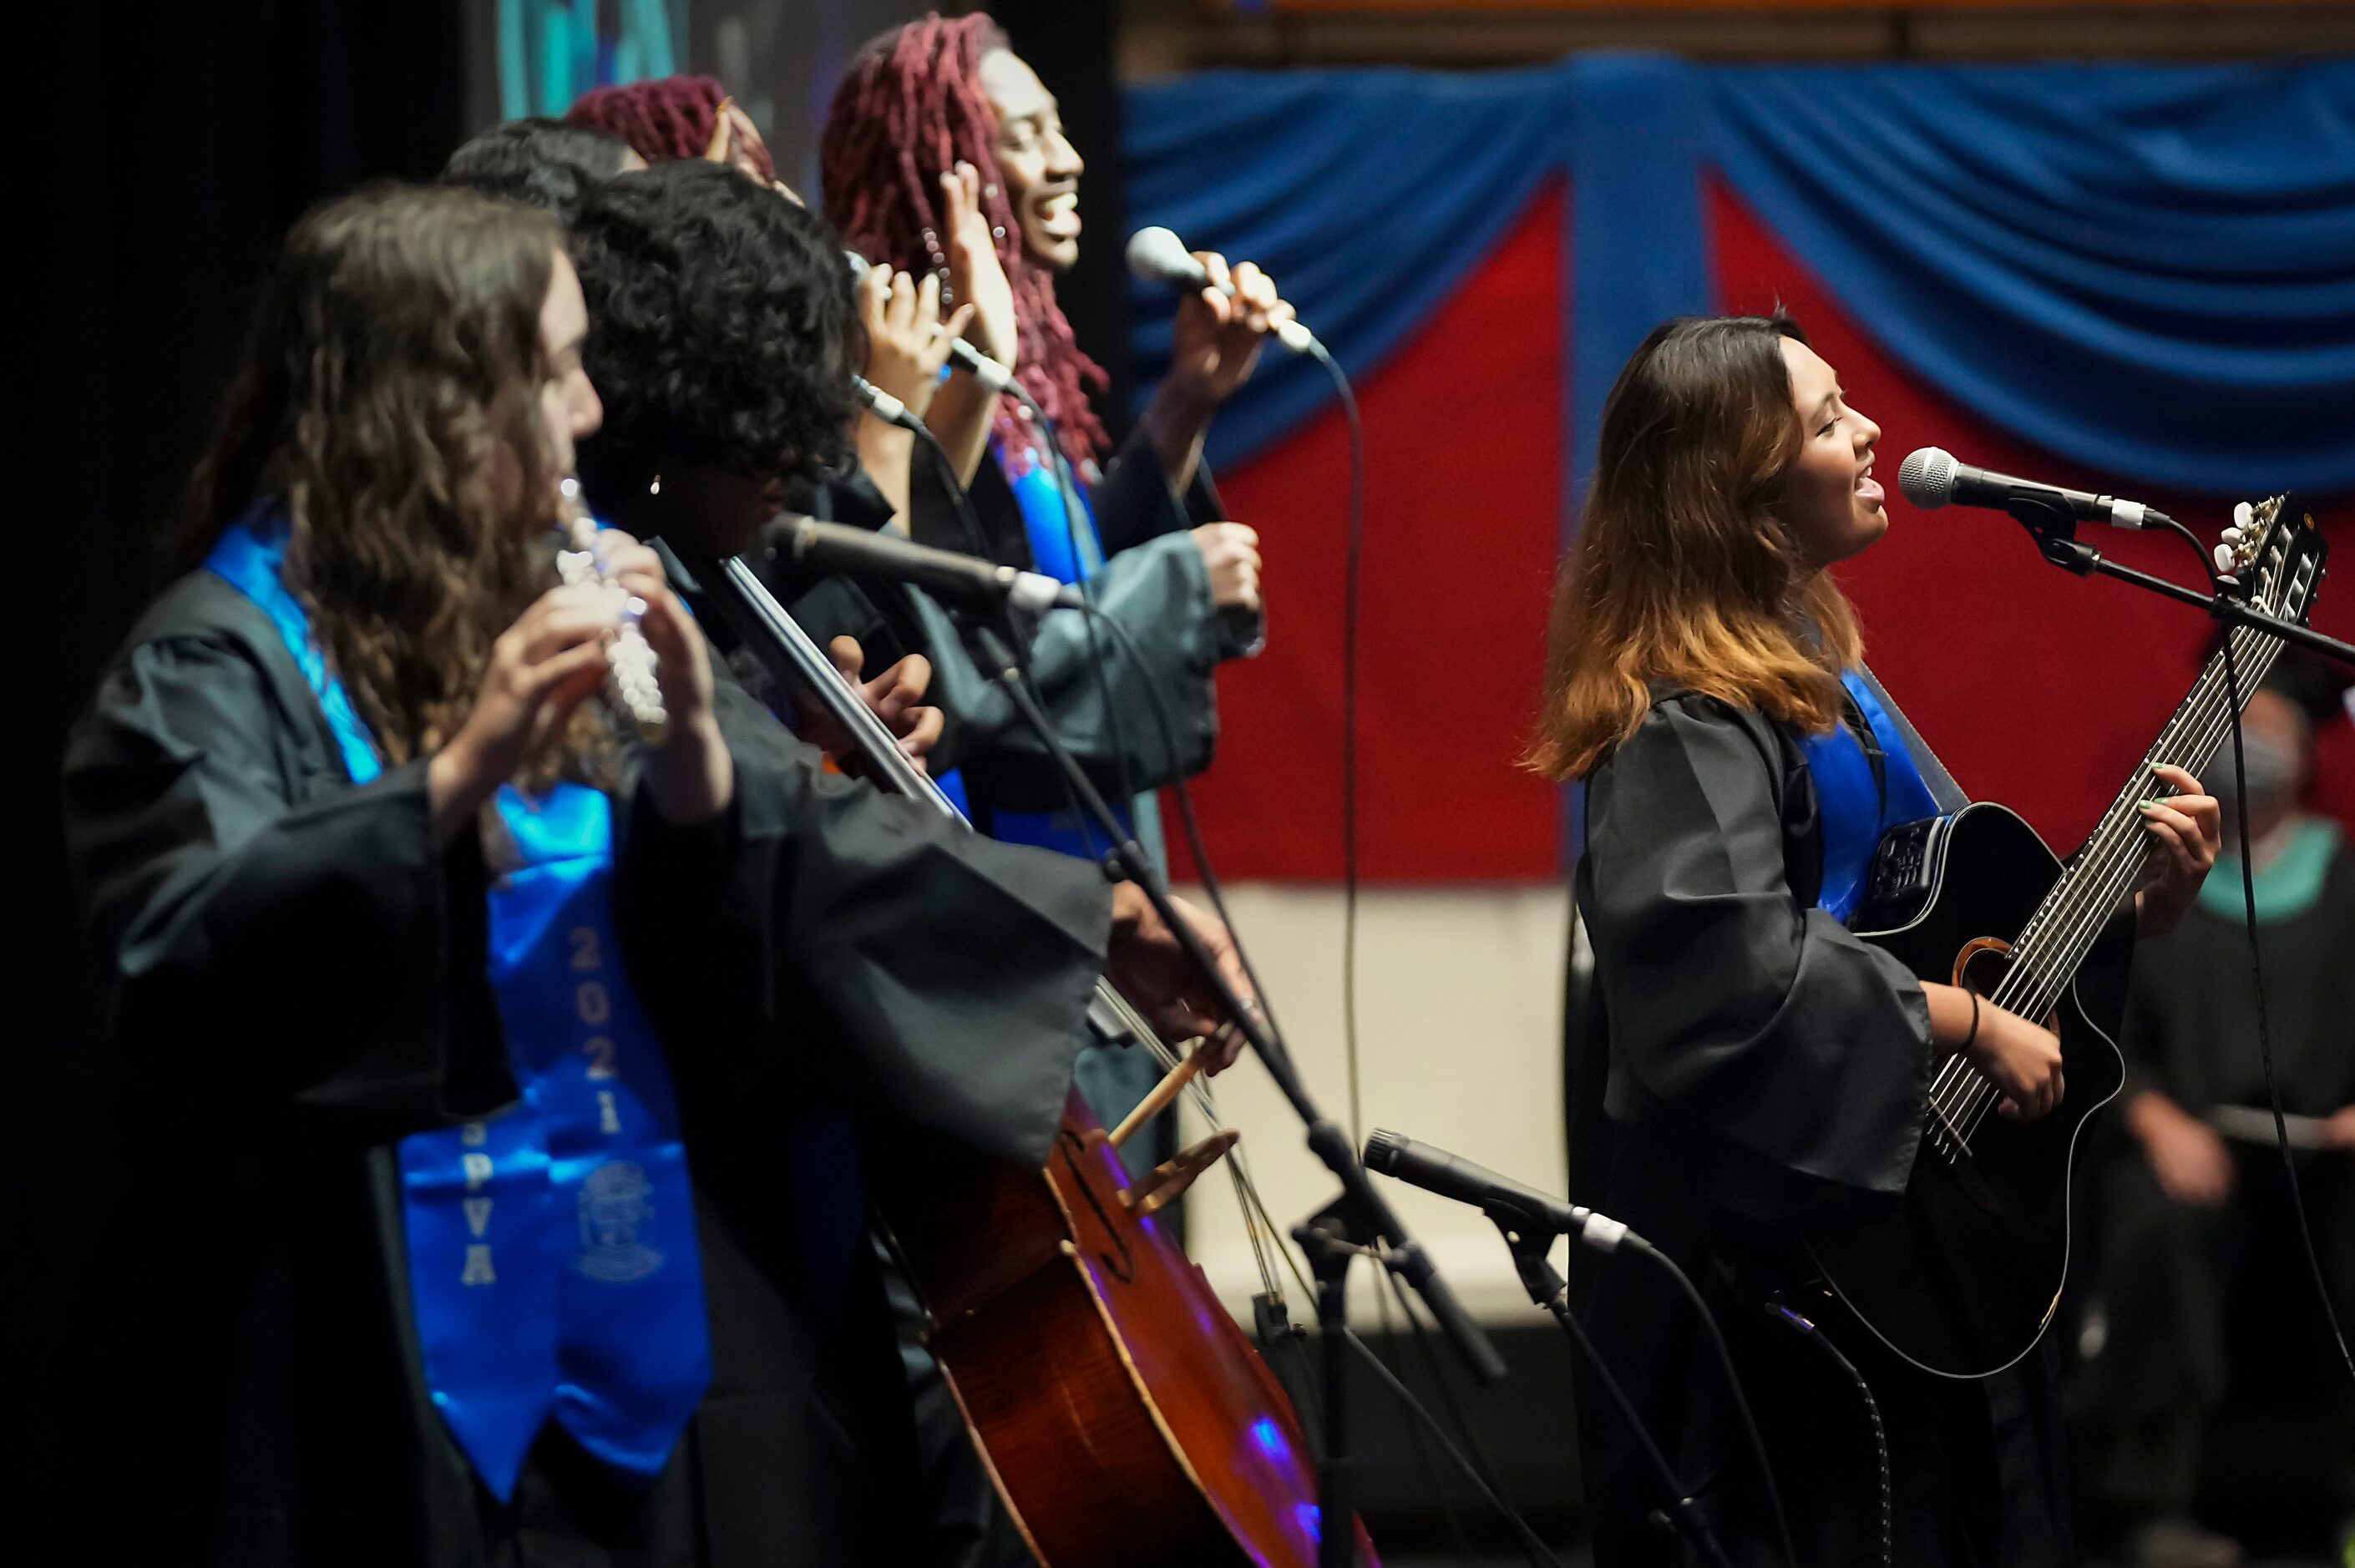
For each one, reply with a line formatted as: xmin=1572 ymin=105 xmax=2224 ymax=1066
xmin=1127 ymin=226 xmax=1315 ymax=403
xmin=843 ymin=251 xmax=1022 ymax=400
xmin=852 ymin=260 xmax=975 ymax=422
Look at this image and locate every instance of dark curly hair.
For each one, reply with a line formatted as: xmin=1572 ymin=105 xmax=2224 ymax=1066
xmin=821 ymin=14 xmax=1109 ymax=472
xmin=567 ymin=159 xmax=858 ymax=507
xmin=175 ymin=184 xmax=602 ymax=776
xmin=439 ymin=117 xmax=636 ymax=222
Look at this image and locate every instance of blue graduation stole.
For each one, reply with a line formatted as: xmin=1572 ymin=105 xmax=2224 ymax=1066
xmin=1801 ymin=669 xmax=1943 ymax=923
xmin=989 ymin=441 xmax=1132 ymax=859
xmin=205 ymin=508 xmax=711 ymax=1502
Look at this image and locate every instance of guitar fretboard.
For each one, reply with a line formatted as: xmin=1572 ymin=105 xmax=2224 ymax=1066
xmin=1998 ymin=559 xmax=2314 ymax=1020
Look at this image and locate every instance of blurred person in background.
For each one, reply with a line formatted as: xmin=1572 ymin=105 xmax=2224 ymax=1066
xmin=2091 ymin=661 xmax=2355 ymax=1568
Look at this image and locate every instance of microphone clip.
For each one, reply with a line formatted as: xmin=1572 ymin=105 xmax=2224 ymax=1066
xmin=2004 ymin=492 xmax=2104 ymax=577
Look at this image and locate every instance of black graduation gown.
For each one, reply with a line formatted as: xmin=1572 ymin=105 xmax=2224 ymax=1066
xmin=58 ymin=568 xmax=1112 ymax=1566
xmin=2091 ymin=837 xmax=2355 ymax=1435
xmin=892 ymin=424 xmax=1262 ymax=816
xmin=1567 ymin=691 xmax=2074 ymax=1566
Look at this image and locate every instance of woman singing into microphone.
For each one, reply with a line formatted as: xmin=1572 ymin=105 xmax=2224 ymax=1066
xmin=1534 ymin=315 xmax=2222 ymax=1564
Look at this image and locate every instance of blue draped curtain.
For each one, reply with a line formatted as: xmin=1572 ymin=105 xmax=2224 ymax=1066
xmin=1123 ymin=57 xmax=2355 ymax=498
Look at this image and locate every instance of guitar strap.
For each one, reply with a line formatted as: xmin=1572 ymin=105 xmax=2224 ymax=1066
xmin=1853 ymin=661 xmax=1971 ymax=813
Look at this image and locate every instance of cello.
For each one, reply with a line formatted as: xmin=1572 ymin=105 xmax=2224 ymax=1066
xmin=686 ymin=550 xmax=1374 ymax=1566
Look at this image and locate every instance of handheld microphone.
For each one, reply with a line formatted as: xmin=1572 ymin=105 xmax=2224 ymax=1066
xmin=1897 ymin=446 xmax=2174 ymax=531
xmin=1125 ymin=226 xmax=1318 ymax=354
xmin=1363 ymin=1129 xmax=1641 ymax=1253
xmin=786 ymin=517 xmax=1082 ymax=616
xmin=843 ymin=251 xmax=1020 ymax=396
xmin=850 ymin=373 xmax=922 ymax=433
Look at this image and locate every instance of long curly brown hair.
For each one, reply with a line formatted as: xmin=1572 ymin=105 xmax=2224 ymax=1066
xmin=820 ymin=13 xmax=1109 ymax=472
xmin=1529 ymin=315 xmax=1862 ymax=782
xmin=177 ymin=184 xmax=591 ymax=774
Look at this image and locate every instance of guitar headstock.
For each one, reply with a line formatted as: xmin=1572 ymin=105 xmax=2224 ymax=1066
xmin=2218 ymin=493 xmax=2327 ymax=627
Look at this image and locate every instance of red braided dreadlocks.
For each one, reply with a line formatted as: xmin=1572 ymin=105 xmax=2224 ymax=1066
xmin=565 ymin=75 xmax=776 ymax=183
xmin=820 ymin=13 xmax=1108 ymax=472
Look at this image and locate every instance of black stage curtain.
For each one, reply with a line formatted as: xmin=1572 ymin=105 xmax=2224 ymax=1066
xmin=22 ymin=0 xmax=465 ymax=1436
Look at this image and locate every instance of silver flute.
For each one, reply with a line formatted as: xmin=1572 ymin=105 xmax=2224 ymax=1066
xmin=554 ymin=476 xmax=668 ymax=743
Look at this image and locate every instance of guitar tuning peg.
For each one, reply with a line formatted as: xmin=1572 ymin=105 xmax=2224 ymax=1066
xmin=2232 ymin=501 xmax=2255 ymax=529
xmin=2212 ymin=544 xmax=2238 ymax=574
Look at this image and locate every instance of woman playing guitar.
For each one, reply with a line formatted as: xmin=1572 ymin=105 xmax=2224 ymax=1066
xmin=1533 ymin=314 xmax=2221 ymax=1564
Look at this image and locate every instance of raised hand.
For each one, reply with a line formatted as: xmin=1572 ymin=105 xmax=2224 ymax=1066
xmin=1167 ymin=252 xmax=1294 ymax=408
xmin=857 ymin=262 xmax=975 ymax=418
xmin=940 ymin=160 xmax=1016 ymax=368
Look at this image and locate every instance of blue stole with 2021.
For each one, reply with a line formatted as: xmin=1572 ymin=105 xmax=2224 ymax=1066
xmin=205 ymin=508 xmax=711 ymax=1502
xmin=988 ymin=441 xmax=1134 ymax=858
xmin=1802 ymin=669 xmax=1943 ymax=923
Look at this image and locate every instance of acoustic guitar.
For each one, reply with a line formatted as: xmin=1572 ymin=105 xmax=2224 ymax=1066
xmin=1805 ymin=495 xmax=2327 ymax=1378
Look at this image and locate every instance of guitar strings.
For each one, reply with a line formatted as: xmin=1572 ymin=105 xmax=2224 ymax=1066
xmin=1922 ymin=591 xmax=2288 ymax=1143
xmin=1938 ymin=613 xmax=2286 ymax=1141
xmin=1948 ymin=626 xmax=2271 ymax=1137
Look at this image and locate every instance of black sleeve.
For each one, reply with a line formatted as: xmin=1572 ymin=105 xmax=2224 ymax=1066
xmin=61 ymin=631 xmax=507 ymax=1133
xmin=627 ymin=672 xmax=1112 ymax=1169
xmin=2114 ymin=942 xmax=2178 ymax=1109
xmin=1091 ymin=426 xmax=1193 ymax=558
xmin=1094 ymin=430 xmax=1264 ymax=659
xmin=1581 ymin=696 xmax=1934 ymax=1211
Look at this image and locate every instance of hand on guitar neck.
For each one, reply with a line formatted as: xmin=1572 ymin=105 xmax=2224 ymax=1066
xmin=1924 ymin=982 xmax=2066 ymax=1121
xmin=2130 ymin=762 xmax=2224 ymax=938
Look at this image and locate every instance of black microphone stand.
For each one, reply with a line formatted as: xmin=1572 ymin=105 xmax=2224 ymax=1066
xmin=2003 ymin=495 xmax=2355 ymax=671
xmin=964 ymin=618 xmax=1507 ymax=1566
xmin=1483 ymin=1210 xmax=1733 ymax=1568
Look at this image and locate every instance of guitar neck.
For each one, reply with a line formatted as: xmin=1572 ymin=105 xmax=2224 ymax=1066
xmin=1999 ymin=620 xmax=2287 ymax=1017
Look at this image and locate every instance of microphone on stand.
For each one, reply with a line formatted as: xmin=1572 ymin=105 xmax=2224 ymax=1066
xmin=842 ymin=251 xmax=1021 ymax=396
xmin=1363 ymin=1129 xmax=1644 ymax=1254
xmin=1125 ymin=226 xmax=1319 ymax=354
xmin=785 ymin=517 xmax=1083 ymax=616
xmin=1897 ymin=446 xmax=2175 ymax=531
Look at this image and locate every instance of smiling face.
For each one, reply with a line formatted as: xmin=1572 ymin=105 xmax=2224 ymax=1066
xmin=979 ymin=48 xmax=1084 ymax=271
xmin=1775 ymin=336 xmax=1885 ymax=569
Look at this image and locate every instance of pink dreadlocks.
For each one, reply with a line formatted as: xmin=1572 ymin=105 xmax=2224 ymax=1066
xmin=566 ymin=75 xmax=777 ymax=183
xmin=819 ymin=13 xmax=1108 ymax=471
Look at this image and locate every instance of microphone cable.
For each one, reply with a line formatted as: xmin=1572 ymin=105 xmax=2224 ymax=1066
xmin=2154 ymin=518 xmax=2355 ymax=1391
xmin=2219 ymin=638 xmax=2355 ymax=1389
xmin=1766 ymin=1302 xmax=1890 ymax=1568
xmin=1379 ymin=1260 xmax=1553 ymax=1563
xmin=1341 ymin=1318 xmax=1566 ymax=1568
xmin=1296 ymin=336 xmax=1370 ymax=1149
xmin=1079 ymin=598 xmax=1558 ymax=1553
